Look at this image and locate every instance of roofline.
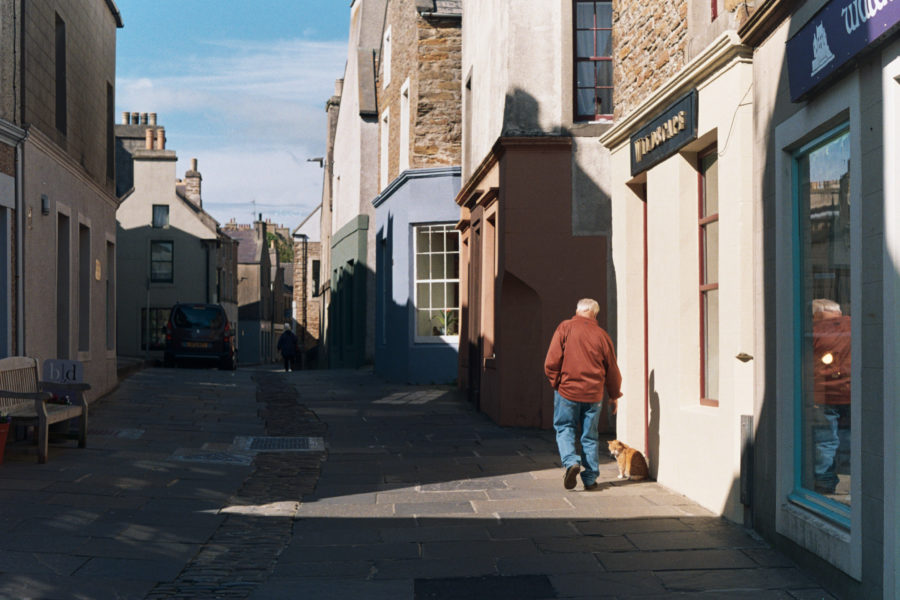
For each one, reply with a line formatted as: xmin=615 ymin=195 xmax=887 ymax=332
xmin=105 ymin=0 xmax=124 ymax=28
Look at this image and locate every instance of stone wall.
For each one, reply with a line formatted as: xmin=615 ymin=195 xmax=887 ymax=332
xmin=413 ymin=16 xmax=461 ymax=168
xmin=378 ymin=0 xmax=461 ymax=185
xmin=293 ymin=238 xmax=322 ymax=349
xmin=613 ymin=0 xmax=688 ymax=119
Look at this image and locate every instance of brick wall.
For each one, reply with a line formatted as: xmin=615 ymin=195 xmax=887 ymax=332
xmin=613 ymin=0 xmax=688 ymax=119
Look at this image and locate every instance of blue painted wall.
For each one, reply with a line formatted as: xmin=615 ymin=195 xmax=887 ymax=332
xmin=374 ymin=168 xmax=461 ymax=384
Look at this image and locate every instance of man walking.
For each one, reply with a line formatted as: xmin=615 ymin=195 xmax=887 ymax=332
xmin=544 ymin=298 xmax=622 ymax=491
xmin=277 ymin=323 xmax=298 ymax=372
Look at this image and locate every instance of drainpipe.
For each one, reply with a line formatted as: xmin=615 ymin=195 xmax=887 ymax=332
xmin=15 ymin=131 xmax=27 ymax=355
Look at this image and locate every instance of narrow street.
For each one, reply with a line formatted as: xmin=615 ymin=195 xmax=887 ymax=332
xmin=0 ymin=366 xmax=833 ymax=599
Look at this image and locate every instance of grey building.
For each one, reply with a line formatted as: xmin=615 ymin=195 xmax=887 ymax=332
xmin=0 ymin=0 xmax=123 ymax=398
xmin=225 ymin=220 xmax=274 ymax=365
xmin=115 ymin=120 xmax=237 ymax=360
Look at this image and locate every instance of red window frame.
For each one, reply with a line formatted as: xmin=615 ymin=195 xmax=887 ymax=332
xmin=711 ymin=0 xmax=718 ymax=20
xmin=698 ymin=146 xmax=719 ymax=407
xmin=574 ymin=0 xmax=613 ymax=121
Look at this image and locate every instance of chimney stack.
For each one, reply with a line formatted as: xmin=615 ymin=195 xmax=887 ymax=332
xmin=184 ymin=157 xmax=202 ymax=208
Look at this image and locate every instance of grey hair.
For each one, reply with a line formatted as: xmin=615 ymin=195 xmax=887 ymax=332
xmin=812 ymin=298 xmax=841 ymax=315
xmin=576 ymin=298 xmax=600 ymax=317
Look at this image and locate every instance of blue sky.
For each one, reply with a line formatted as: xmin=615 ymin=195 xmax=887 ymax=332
xmin=115 ymin=0 xmax=351 ymax=238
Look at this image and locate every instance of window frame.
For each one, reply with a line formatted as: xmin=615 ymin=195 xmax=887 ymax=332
xmin=698 ymin=146 xmax=719 ymax=407
xmin=152 ymin=204 xmax=169 ymax=229
xmin=413 ymin=223 xmax=461 ymax=344
xmin=150 ymin=240 xmax=174 ymax=283
xmin=788 ymin=121 xmax=852 ymax=528
xmin=573 ymin=0 xmax=614 ymax=122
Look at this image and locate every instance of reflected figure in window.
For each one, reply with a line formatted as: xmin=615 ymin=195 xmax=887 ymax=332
xmin=811 ymin=298 xmax=850 ymax=495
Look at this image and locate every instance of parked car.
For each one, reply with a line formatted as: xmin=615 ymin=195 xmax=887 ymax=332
xmin=163 ymin=303 xmax=236 ymax=370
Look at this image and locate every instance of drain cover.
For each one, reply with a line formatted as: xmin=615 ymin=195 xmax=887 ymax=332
xmin=232 ymin=436 xmax=325 ymax=452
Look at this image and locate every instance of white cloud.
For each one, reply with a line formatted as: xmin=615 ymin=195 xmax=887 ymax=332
xmin=118 ymin=37 xmax=343 ymax=233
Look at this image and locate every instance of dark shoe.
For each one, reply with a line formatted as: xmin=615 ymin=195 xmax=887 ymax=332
xmin=564 ymin=464 xmax=580 ymax=490
xmin=584 ymin=482 xmax=599 ymax=491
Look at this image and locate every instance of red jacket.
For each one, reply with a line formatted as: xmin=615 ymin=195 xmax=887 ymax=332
xmin=544 ymin=314 xmax=622 ymax=403
xmin=813 ymin=315 xmax=851 ymax=405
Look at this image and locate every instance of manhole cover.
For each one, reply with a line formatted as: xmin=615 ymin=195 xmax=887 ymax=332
xmin=232 ymin=436 xmax=325 ymax=452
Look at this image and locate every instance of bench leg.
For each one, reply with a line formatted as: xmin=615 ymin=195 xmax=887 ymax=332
xmin=78 ymin=399 xmax=88 ymax=449
xmin=38 ymin=411 xmax=48 ymax=464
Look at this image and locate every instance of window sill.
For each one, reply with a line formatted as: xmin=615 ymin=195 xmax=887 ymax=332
xmin=778 ymin=499 xmax=857 ymax=579
xmin=413 ymin=336 xmax=459 ymax=346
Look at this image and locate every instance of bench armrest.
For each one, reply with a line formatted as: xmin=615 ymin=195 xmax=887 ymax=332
xmin=0 ymin=389 xmax=54 ymax=402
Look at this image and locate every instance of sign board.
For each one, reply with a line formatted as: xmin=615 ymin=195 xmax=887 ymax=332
xmin=787 ymin=0 xmax=900 ymax=101
xmin=630 ymin=90 xmax=698 ymax=177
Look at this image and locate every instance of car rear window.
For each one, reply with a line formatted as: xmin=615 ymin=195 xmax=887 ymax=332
xmin=172 ymin=305 xmax=225 ymax=329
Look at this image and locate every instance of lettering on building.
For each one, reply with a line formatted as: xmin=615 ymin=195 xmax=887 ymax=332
xmin=629 ymin=90 xmax=698 ymax=177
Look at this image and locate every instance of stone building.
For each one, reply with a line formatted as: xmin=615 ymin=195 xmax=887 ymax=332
xmin=0 ymin=0 xmax=122 ymax=398
xmin=223 ymin=219 xmax=275 ymax=365
xmin=291 ymin=205 xmax=322 ymax=366
xmin=320 ymin=0 xmax=387 ymax=369
xmin=456 ymin=0 xmax=612 ymax=428
xmin=372 ymin=0 xmax=462 ymax=384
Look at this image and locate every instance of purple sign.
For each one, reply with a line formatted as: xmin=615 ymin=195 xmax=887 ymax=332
xmin=787 ymin=0 xmax=900 ymax=101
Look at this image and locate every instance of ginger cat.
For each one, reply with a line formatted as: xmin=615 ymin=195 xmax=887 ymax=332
xmin=608 ymin=439 xmax=649 ymax=481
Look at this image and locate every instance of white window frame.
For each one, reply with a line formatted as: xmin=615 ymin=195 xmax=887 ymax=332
xmin=400 ymin=78 xmax=410 ymax=173
xmin=382 ymin=26 xmax=392 ymax=89
xmin=774 ymin=71 xmax=862 ymax=580
xmin=380 ymin=108 xmax=390 ymax=190
xmin=413 ymin=223 xmax=460 ymax=344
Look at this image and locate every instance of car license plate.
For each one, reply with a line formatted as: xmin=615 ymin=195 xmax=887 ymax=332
xmin=184 ymin=342 xmax=210 ymax=348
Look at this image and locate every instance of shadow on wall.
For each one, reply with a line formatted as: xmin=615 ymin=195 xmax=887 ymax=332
xmin=477 ymin=87 xmax=614 ymax=432
xmin=375 ymin=213 xmax=459 ymax=386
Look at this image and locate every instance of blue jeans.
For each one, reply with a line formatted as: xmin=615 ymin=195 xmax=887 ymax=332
xmin=813 ymin=406 xmax=842 ymax=491
xmin=553 ymin=391 xmax=601 ymax=486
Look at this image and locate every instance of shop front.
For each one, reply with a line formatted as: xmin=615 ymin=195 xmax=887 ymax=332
xmin=600 ymin=32 xmax=756 ymax=523
xmin=755 ymin=0 xmax=899 ymax=593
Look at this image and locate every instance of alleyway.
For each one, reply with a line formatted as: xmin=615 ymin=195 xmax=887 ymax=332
xmin=0 ymin=366 xmax=834 ymax=599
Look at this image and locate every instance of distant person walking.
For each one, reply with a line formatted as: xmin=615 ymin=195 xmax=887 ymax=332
xmin=277 ymin=324 xmax=298 ymax=372
xmin=544 ymin=298 xmax=622 ymax=491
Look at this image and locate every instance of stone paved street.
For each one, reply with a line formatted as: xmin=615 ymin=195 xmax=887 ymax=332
xmin=0 ymin=366 xmax=836 ymax=599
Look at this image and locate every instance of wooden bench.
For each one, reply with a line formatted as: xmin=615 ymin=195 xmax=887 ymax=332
xmin=0 ymin=357 xmax=89 ymax=463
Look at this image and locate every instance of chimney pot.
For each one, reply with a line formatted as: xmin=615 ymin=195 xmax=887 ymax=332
xmin=149 ymin=113 xmax=157 ymax=126
xmin=155 ymin=129 xmax=165 ymax=150
xmin=145 ymin=128 xmax=154 ymax=150
xmin=121 ymin=111 xmax=129 ymax=125
xmin=140 ymin=113 xmax=148 ymax=125
xmin=191 ymin=158 xmax=198 ymax=172
xmin=131 ymin=111 xmax=140 ymax=125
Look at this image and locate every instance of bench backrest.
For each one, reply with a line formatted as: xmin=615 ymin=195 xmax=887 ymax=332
xmin=0 ymin=356 xmax=40 ymax=411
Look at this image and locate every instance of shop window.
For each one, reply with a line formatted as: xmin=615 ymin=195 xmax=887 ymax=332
xmin=152 ymin=205 xmax=169 ymax=228
xmin=792 ymin=123 xmax=852 ymax=524
xmin=699 ymin=148 xmax=719 ymax=406
xmin=150 ymin=240 xmax=173 ymax=283
xmin=141 ymin=307 xmax=168 ymax=350
xmin=414 ymin=224 xmax=460 ymax=341
xmin=574 ymin=0 xmax=613 ymax=121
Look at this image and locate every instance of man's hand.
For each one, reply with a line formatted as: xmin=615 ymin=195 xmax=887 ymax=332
xmin=610 ymin=397 xmax=618 ymax=415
